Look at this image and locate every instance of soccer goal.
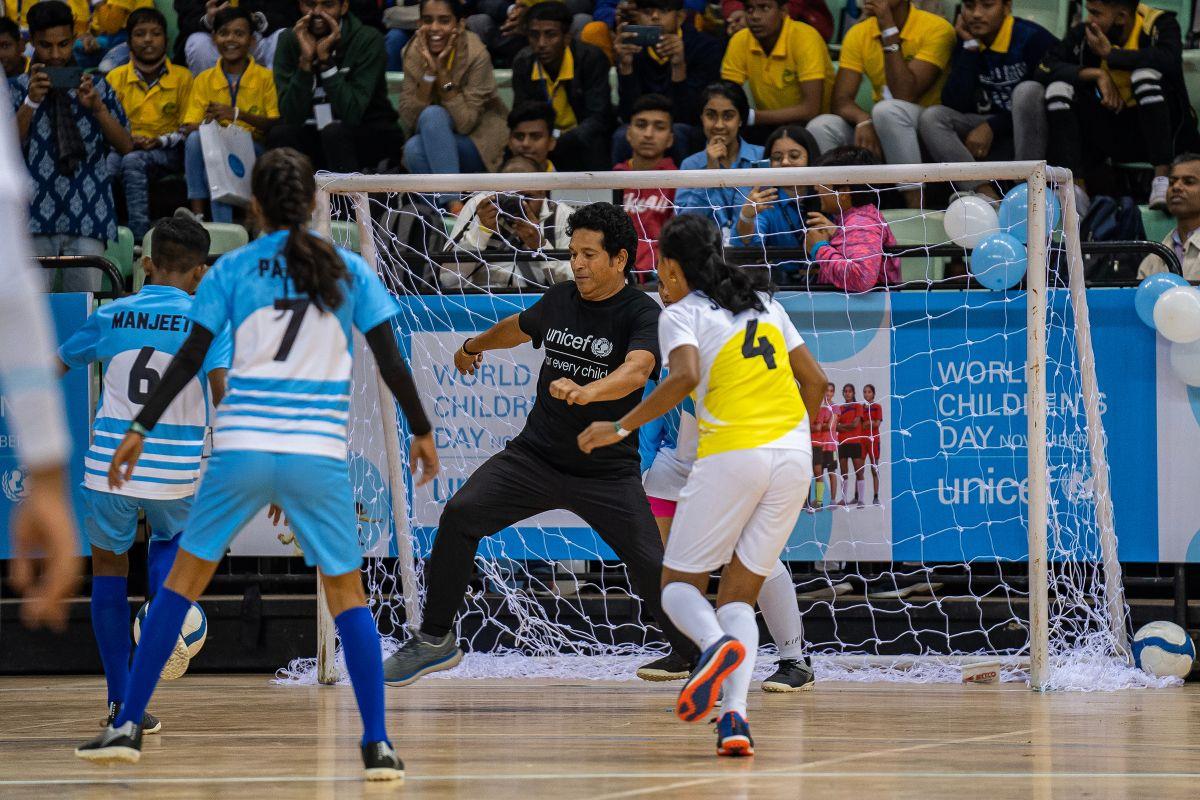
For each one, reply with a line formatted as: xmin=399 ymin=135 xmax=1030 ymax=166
xmin=282 ymin=161 xmax=1158 ymax=692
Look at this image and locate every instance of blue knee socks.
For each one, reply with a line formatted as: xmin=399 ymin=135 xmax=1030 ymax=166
xmin=146 ymin=533 xmax=181 ymax=600
xmin=91 ymin=576 xmax=131 ymax=706
xmin=335 ymin=606 xmax=389 ymax=746
xmin=115 ymin=587 xmax=190 ymax=728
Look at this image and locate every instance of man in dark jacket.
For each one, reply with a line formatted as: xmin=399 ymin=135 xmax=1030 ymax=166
xmin=612 ymin=0 xmax=719 ymax=164
xmin=512 ymin=1 xmax=614 ymax=171
xmin=175 ymin=0 xmax=298 ymax=71
xmin=269 ymin=0 xmax=403 ymax=172
xmin=1035 ymin=0 xmax=1200 ymax=209
xmin=918 ymin=0 xmax=1057 ymax=195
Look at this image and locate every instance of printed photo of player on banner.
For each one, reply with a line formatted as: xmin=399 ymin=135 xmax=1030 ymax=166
xmin=779 ymin=292 xmax=892 ymax=562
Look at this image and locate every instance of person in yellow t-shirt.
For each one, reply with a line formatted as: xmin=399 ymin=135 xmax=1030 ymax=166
xmin=720 ymin=0 xmax=833 ymax=139
xmin=180 ymin=5 xmax=278 ymax=223
xmin=106 ymin=8 xmax=192 ymax=237
xmin=807 ymin=0 xmax=953 ymax=200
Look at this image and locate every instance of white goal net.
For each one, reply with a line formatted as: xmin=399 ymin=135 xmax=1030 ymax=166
xmin=277 ymin=161 xmax=1167 ymax=692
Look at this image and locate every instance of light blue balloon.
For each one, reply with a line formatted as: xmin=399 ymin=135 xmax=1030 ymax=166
xmin=998 ymin=183 xmax=1062 ymax=244
xmin=1135 ymin=272 xmax=1190 ymax=328
xmin=972 ymin=233 xmax=1027 ymax=290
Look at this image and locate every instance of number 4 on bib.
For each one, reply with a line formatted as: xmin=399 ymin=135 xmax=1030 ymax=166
xmin=741 ymin=319 xmax=777 ymax=369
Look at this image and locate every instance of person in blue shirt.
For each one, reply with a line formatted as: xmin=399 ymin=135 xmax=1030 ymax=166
xmin=917 ymin=0 xmax=1056 ymax=196
xmin=675 ymin=80 xmax=764 ymax=235
xmin=59 ymin=216 xmax=231 ymax=733
xmin=731 ymin=124 xmax=821 ymax=249
xmin=76 ymin=147 xmax=439 ymax=782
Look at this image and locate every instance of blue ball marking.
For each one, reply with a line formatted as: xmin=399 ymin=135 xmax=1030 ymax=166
xmin=183 ymin=605 xmax=207 ymax=649
xmin=1135 ymin=272 xmax=1189 ymax=328
xmin=1133 ymin=635 xmax=1197 ymax=670
xmin=228 ymin=154 xmax=246 ymax=178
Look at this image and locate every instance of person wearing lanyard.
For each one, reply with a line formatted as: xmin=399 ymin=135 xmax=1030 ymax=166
xmin=180 ymin=4 xmax=278 ymax=223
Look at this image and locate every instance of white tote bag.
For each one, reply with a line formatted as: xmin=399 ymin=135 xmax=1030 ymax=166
xmin=199 ymin=121 xmax=256 ymax=207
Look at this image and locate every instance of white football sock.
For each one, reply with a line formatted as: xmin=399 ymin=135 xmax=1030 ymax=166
xmin=661 ymin=582 xmax=723 ymax=652
xmin=716 ymin=602 xmax=758 ymax=719
xmin=758 ymin=561 xmax=805 ymax=660
xmin=856 ymin=479 xmax=866 ymax=503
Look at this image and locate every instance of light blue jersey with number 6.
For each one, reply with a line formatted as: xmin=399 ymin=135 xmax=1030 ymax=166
xmin=59 ymin=284 xmax=233 ymax=500
xmin=188 ymin=230 xmax=400 ymax=461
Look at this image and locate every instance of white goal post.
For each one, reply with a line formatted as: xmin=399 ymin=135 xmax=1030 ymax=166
xmin=308 ymin=161 xmax=1128 ymax=691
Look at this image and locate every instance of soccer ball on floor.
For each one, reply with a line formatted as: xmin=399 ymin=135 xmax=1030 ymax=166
xmin=134 ymin=600 xmax=208 ymax=659
xmin=1133 ymin=621 xmax=1196 ymax=679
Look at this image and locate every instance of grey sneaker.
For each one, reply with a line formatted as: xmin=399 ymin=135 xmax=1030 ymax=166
xmin=75 ymin=721 xmax=142 ymax=763
xmin=102 ymin=701 xmax=161 ymax=734
xmin=635 ymin=651 xmax=693 ymax=682
xmin=761 ymin=657 xmax=815 ymax=692
xmin=382 ymin=631 xmax=463 ymax=687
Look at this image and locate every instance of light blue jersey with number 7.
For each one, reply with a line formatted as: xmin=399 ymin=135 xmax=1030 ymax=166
xmin=59 ymin=284 xmax=233 ymax=500
xmin=188 ymin=230 xmax=401 ymax=461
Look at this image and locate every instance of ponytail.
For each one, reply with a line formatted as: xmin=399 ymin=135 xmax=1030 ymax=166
xmin=251 ymin=148 xmax=347 ymax=311
xmin=659 ymin=215 xmax=771 ymax=315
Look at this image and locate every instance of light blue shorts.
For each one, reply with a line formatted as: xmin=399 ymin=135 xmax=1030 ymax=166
xmin=83 ymin=488 xmax=191 ymax=555
xmin=181 ymin=450 xmax=362 ymax=576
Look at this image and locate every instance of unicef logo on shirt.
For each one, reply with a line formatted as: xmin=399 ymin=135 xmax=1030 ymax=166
xmin=1 ymin=468 xmax=27 ymax=503
xmin=591 ymin=337 xmax=613 ymax=358
xmin=228 ymin=153 xmax=246 ymax=178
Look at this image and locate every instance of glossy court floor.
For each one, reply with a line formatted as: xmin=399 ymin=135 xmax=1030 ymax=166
xmin=1 ymin=674 xmax=1198 ymax=799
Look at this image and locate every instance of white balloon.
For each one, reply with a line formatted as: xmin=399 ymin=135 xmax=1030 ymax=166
xmin=1154 ymin=286 xmax=1200 ymax=343
xmin=944 ymin=196 xmax=1000 ymax=250
xmin=1170 ymin=339 xmax=1200 ymax=386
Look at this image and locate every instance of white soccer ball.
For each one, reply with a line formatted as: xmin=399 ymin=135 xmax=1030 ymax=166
xmin=134 ymin=600 xmax=208 ymax=659
xmin=1133 ymin=621 xmax=1195 ymax=679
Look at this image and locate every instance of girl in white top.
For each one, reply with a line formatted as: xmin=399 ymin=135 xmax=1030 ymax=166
xmin=580 ymin=214 xmax=826 ymax=759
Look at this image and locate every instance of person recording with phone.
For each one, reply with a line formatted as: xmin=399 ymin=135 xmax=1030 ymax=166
xmin=442 ymin=155 xmax=573 ymax=289
xmin=731 ymin=124 xmax=820 ymax=250
xmin=13 ymin=0 xmax=132 ymax=288
xmin=271 ymin=0 xmax=404 ymax=173
xmin=612 ymin=0 xmax=720 ymax=165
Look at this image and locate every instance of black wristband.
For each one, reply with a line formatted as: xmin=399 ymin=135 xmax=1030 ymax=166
xmin=462 ymin=338 xmax=480 ymax=356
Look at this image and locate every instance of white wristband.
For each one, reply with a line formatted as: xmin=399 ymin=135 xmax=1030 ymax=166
xmin=963 ymin=38 xmax=981 ymax=51
xmin=23 ymin=95 xmax=40 ymax=110
xmin=856 ymin=119 xmax=873 ymax=129
xmin=614 ymin=422 xmax=632 ymax=439
xmin=881 ymin=25 xmax=899 ymax=39
xmin=746 ymin=108 xmax=756 ymax=127
xmin=422 ymin=74 xmax=436 ymax=82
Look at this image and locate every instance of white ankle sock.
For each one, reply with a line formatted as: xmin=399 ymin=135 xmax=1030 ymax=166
xmin=758 ymin=561 xmax=805 ymax=660
xmin=661 ymin=582 xmax=723 ymax=652
xmin=716 ymin=602 xmax=757 ymax=719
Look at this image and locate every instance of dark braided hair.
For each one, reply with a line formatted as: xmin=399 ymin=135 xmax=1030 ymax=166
xmin=659 ymin=214 xmax=770 ymax=315
xmin=252 ymin=148 xmax=346 ymax=310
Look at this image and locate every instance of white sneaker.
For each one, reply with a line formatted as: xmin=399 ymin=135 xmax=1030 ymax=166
xmin=1149 ymin=176 xmax=1169 ymax=211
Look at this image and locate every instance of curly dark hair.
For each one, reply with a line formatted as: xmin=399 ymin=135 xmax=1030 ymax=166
xmin=566 ymin=202 xmax=639 ymax=278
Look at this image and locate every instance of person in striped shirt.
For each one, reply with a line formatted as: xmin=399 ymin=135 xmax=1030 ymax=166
xmin=77 ymin=148 xmax=437 ymax=780
xmin=59 ymin=217 xmax=231 ymax=730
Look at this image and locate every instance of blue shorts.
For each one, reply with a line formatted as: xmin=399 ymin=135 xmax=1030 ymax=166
xmin=181 ymin=450 xmax=362 ymax=576
xmin=83 ymin=488 xmax=191 ymax=555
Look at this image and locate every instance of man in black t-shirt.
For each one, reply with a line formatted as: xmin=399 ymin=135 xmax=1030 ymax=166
xmin=383 ymin=203 xmax=699 ymax=685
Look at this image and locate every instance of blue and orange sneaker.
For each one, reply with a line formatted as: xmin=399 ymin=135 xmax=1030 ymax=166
xmin=675 ymin=635 xmax=745 ymax=723
xmin=715 ymin=711 xmax=755 ymax=757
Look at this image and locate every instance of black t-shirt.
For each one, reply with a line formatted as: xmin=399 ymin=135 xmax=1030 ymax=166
xmin=513 ymin=281 xmax=661 ymax=478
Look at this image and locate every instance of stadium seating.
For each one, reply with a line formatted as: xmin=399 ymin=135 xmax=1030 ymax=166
xmin=331 ymin=219 xmax=363 ymax=253
xmin=103 ymin=226 xmax=135 ymax=288
xmin=154 ymin=0 xmax=179 ymax=57
xmin=1142 ymin=205 xmax=1175 ymax=245
xmin=880 ymin=208 xmax=948 ymax=283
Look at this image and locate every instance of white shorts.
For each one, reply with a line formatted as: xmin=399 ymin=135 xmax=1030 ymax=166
xmin=664 ymin=448 xmax=813 ymax=577
xmin=642 ymin=446 xmax=694 ymax=503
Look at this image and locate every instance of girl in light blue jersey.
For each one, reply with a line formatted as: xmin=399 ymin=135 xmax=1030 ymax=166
xmin=76 ymin=149 xmax=439 ymax=781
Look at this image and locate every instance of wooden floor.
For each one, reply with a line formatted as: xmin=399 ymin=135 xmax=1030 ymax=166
xmin=1 ymin=675 xmax=1199 ymax=799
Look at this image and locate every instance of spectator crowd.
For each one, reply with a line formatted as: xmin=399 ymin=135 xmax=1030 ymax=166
xmin=7 ymin=0 xmax=1200 ymax=292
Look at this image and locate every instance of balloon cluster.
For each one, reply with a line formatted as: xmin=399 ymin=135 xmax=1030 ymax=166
xmin=943 ymin=183 xmax=1061 ymax=291
xmin=1137 ymin=272 xmax=1200 ymax=384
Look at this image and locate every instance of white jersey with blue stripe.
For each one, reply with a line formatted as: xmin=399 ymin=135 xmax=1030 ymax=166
xmin=59 ymin=285 xmax=233 ymax=500
xmin=188 ymin=230 xmax=401 ymax=460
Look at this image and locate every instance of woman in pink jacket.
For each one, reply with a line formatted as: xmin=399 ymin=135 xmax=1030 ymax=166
xmin=804 ymin=146 xmax=901 ymax=293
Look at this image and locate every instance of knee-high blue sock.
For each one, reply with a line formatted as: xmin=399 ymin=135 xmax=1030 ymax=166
xmin=115 ymin=587 xmax=190 ymax=728
xmin=146 ymin=533 xmax=181 ymax=600
xmin=91 ymin=576 xmax=131 ymax=706
xmin=334 ymin=606 xmax=389 ymax=746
